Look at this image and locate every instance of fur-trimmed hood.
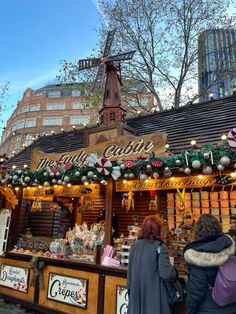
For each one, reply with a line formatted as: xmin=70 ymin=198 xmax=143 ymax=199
xmin=184 ymin=234 xmax=235 ymax=267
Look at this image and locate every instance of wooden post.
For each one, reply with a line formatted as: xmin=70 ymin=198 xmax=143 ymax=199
xmin=7 ymin=186 xmax=23 ymax=251
xmin=104 ymin=178 xmax=113 ymax=245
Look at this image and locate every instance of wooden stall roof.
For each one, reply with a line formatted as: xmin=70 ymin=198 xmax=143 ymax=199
xmin=7 ymin=94 xmax=236 ymax=167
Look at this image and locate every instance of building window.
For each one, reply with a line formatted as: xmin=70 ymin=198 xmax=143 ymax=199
xmin=22 ymin=106 xmax=29 ymax=113
xmin=72 ymin=102 xmax=89 ymax=109
xmin=25 ymin=119 xmax=36 ymax=128
xmin=30 ymin=104 xmax=40 ymax=111
xmin=110 ymin=112 xmax=116 ymax=121
xmin=70 ymin=116 xmax=90 ymax=125
xmin=47 ymin=103 xmax=65 ymax=110
xmin=25 ymin=134 xmax=33 ymax=146
xmin=15 ymin=135 xmax=21 ymax=151
xmin=140 ymin=97 xmax=149 ymax=106
xmin=13 ymin=120 xmax=25 ymax=130
xmin=48 ymin=90 xmax=61 ymax=98
xmin=43 ymin=117 xmax=62 ymax=126
xmin=71 ymin=89 xmax=81 ymax=96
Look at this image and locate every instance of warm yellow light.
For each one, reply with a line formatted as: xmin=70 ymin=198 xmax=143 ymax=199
xmin=123 ymin=180 xmax=127 ymax=184
xmin=145 ymin=178 xmax=150 ymax=183
xmin=67 ymin=183 xmax=71 ymax=187
xmin=0 ymin=158 xmax=4 ymax=162
xmin=170 ymin=177 xmax=175 ymax=181
xmin=84 ymin=182 xmax=89 ymax=186
xmin=221 ymin=134 xmax=227 ymax=140
xmin=15 ymin=187 xmax=19 ymax=191
xmin=26 ymin=187 xmax=30 ymax=190
xmin=54 ymin=185 xmax=58 ymax=188
xmin=23 ymin=164 xmax=27 ymax=168
xmin=72 ymin=125 xmax=76 ymax=129
xmin=12 ymin=165 xmax=16 ymax=169
xmin=61 ymin=128 xmax=64 ymax=132
xmin=191 ymin=140 xmax=196 ymax=146
xmin=230 ymin=172 xmax=236 ymax=178
xmin=198 ymin=175 xmax=203 ymax=179
xmin=165 ymin=144 xmax=170 ymax=149
xmin=38 ymin=185 xmax=42 ymax=189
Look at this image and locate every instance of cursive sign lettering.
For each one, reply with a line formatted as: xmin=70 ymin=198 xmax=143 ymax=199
xmin=0 ymin=265 xmax=29 ymax=293
xmin=47 ymin=273 xmax=88 ymax=309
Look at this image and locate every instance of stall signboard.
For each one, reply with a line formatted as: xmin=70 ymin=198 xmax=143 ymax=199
xmin=116 ymin=285 xmax=129 ymax=314
xmin=23 ymin=184 xmax=100 ymax=200
xmin=31 ymin=132 xmax=168 ymax=170
xmin=0 ymin=209 xmax=11 ymax=255
xmin=0 ymin=264 xmax=29 ymax=293
xmin=47 ymin=273 xmax=88 ymax=309
xmin=116 ymin=175 xmax=236 ymax=191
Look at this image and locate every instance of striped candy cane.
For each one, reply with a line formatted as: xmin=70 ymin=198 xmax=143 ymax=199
xmin=227 ymin=128 xmax=236 ymax=150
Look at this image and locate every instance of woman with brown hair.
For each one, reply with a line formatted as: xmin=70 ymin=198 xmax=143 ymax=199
xmin=127 ymin=215 xmax=176 ymax=314
xmin=184 ymin=214 xmax=236 ymax=314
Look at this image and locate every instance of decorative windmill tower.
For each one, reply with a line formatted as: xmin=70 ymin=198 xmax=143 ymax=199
xmin=78 ymin=29 xmax=135 ymax=126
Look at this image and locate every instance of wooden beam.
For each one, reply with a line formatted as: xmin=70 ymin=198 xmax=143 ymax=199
xmin=104 ymin=179 xmax=113 ymax=245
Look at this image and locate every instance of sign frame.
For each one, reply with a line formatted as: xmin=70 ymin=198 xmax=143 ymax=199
xmin=0 ymin=264 xmax=29 ymax=293
xmin=47 ymin=272 xmax=89 ymax=309
xmin=115 ymin=285 xmax=129 ymax=314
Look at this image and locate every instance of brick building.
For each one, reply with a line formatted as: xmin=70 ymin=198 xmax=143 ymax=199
xmin=0 ymin=82 xmax=154 ymax=157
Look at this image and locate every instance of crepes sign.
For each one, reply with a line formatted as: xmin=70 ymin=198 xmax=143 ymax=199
xmin=31 ymin=132 xmax=168 ymax=171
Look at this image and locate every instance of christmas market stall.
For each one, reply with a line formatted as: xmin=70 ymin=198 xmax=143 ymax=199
xmin=0 ymin=94 xmax=236 ymax=313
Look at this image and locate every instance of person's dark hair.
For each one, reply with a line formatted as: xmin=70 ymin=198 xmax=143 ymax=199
xmin=139 ymin=215 xmax=162 ymax=240
xmin=194 ymin=214 xmax=222 ymax=240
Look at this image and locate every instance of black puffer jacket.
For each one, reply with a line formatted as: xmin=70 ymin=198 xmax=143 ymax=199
xmin=184 ymin=234 xmax=236 ymax=314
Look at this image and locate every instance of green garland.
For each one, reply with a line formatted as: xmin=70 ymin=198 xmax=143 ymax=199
xmin=2 ymin=142 xmax=236 ymax=187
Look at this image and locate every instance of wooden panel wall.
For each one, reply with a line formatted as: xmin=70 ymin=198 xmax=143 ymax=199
xmin=82 ymin=195 xmax=106 ymax=227
xmin=112 ymin=191 xmax=166 ymax=237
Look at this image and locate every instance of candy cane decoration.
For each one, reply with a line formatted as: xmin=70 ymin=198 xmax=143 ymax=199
xmin=227 ymin=128 xmax=236 ymax=150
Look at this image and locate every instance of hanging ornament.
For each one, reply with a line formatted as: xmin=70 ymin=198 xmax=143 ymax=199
xmin=175 ymin=160 xmax=181 ymax=166
xmin=50 ymin=172 xmax=55 ymax=178
xmin=65 ymin=161 xmax=72 ymax=170
xmin=17 ymin=170 xmax=22 ymax=175
xmin=75 ymin=171 xmax=80 ymax=177
xmin=192 ymin=160 xmax=201 ymax=169
xmin=87 ymin=171 xmax=94 ymax=178
xmin=124 ymin=173 xmax=129 ymax=179
xmin=93 ymin=174 xmax=98 ymax=180
xmin=203 ymin=166 xmax=212 ymax=174
xmin=43 ymin=172 xmax=48 ymax=177
xmin=140 ymin=173 xmax=148 ymax=181
xmin=1 ymin=180 xmax=6 ymax=184
xmin=81 ymin=176 xmax=88 ymax=182
xmin=146 ymin=164 xmax=152 ymax=170
xmin=227 ymin=128 xmax=236 ymax=150
xmin=24 ymin=176 xmax=31 ymax=183
xmin=64 ymin=176 xmax=70 ymax=183
xmin=184 ymin=167 xmax=191 ymax=175
xmin=117 ymin=160 xmax=124 ymax=165
xmin=217 ymin=164 xmax=224 ymax=171
xmin=220 ymin=156 xmax=230 ymax=166
xmin=124 ymin=160 xmax=134 ymax=168
xmin=177 ymin=188 xmax=185 ymax=210
xmin=153 ymin=172 xmax=159 ymax=178
xmin=120 ymin=164 xmax=125 ymax=170
xmin=52 ymin=179 xmax=57 ymax=184
xmin=149 ymin=190 xmax=158 ymax=211
xmin=151 ymin=160 xmax=163 ymax=167
xmin=179 ymin=167 xmax=184 ymax=173
xmin=13 ymin=175 xmax=18 ymax=181
xmin=128 ymin=173 xmax=135 ymax=179
xmin=56 ymin=172 xmax=61 ymax=177
xmin=100 ymin=180 xmax=106 ymax=185
xmin=58 ymin=180 xmax=63 ymax=185
xmin=203 ymin=152 xmax=210 ymax=160
xmin=44 ymin=181 xmax=50 ymax=187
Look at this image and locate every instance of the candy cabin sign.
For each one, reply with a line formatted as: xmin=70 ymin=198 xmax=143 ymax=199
xmin=31 ymin=132 xmax=168 ymax=171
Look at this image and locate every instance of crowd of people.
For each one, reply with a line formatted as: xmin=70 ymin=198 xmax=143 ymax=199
xmin=127 ymin=214 xmax=236 ymax=314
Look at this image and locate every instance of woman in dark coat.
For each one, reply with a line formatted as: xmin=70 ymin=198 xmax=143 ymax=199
xmin=184 ymin=214 xmax=236 ymax=314
xmin=127 ymin=215 xmax=176 ymax=314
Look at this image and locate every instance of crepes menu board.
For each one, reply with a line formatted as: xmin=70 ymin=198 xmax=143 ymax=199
xmin=0 ymin=209 xmax=11 ymax=255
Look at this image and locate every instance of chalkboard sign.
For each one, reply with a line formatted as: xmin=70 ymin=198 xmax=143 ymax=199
xmin=0 ymin=209 xmax=11 ymax=255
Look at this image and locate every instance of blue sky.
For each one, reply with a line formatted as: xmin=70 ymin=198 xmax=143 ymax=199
xmin=0 ymin=0 xmax=101 ymax=129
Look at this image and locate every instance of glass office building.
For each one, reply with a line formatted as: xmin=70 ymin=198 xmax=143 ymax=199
xmin=198 ymin=29 xmax=236 ymax=101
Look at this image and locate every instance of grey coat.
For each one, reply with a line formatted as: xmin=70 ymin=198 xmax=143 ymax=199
xmin=184 ymin=234 xmax=236 ymax=314
xmin=127 ymin=239 xmax=176 ymax=314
